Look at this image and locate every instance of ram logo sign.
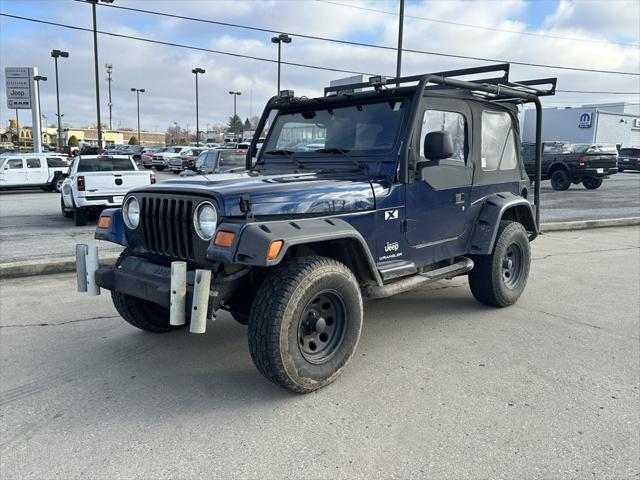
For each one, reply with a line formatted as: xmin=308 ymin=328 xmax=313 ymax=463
xmin=578 ymin=112 xmax=592 ymax=128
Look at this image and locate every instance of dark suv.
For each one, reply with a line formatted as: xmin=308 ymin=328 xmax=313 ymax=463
xmin=77 ymin=64 xmax=555 ymax=393
xmin=618 ymin=147 xmax=640 ymax=172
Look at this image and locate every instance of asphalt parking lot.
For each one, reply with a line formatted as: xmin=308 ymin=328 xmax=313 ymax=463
xmin=0 ymin=226 xmax=638 ymax=479
xmin=0 ymin=171 xmax=638 ymax=265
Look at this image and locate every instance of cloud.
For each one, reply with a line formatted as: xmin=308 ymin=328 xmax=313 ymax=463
xmin=0 ymin=0 xmax=638 ymax=137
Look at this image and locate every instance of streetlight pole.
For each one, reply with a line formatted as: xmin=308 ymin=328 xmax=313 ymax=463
xmin=105 ymin=63 xmax=113 ymax=130
xmin=86 ymin=0 xmax=114 ymax=148
xmin=131 ymin=88 xmax=145 ymax=146
xmin=191 ymin=67 xmax=205 ymax=147
xmin=271 ymin=33 xmax=292 ymax=94
xmin=228 ymin=91 xmax=241 ymax=137
xmin=51 ymin=49 xmax=69 ymax=150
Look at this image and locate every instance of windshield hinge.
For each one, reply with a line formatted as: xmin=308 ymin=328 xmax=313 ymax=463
xmin=239 ymin=194 xmax=254 ymax=219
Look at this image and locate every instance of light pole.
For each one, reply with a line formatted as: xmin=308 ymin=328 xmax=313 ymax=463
xmin=105 ymin=63 xmax=113 ymax=130
xmin=271 ymin=33 xmax=292 ymax=94
xmin=34 ymin=75 xmax=47 ymax=146
xmin=51 ymin=49 xmax=69 ymax=149
xmin=191 ymin=67 xmax=205 ymax=147
xmin=228 ymin=91 xmax=241 ymax=137
xmin=131 ymin=88 xmax=145 ymax=146
xmin=86 ymin=0 xmax=114 ymax=148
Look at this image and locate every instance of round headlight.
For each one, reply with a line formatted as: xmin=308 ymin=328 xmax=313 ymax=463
xmin=123 ymin=196 xmax=140 ymax=229
xmin=193 ymin=201 xmax=218 ymax=240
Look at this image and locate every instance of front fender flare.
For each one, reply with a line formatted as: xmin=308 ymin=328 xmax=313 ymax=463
xmin=207 ymin=217 xmax=383 ymax=286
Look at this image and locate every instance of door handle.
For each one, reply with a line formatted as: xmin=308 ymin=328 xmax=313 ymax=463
xmin=455 ymin=193 xmax=465 ymax=204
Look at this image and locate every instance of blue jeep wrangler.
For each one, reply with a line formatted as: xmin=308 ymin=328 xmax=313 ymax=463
xmin=78 ymin=64 xmax=555 ymax=393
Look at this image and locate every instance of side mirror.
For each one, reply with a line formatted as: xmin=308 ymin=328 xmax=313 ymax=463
xmin=424 ymin=130 xmax=453 ymax=161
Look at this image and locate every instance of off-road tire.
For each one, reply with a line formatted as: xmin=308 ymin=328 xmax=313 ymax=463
xmin=248 ymin=256 xmax=363 ymax=393
xmin=61 ymin=197 xmax=73 ymax=218
xmin=583 ymin=177 xmax=603 ymax=190
xmin=469 ymin=221 xmax=530 ymax=307
xmin=111 ymin=249 xmax=182 ymax=333
xmin=550 ymin=169 xmax=571 ymax=191
xmin=74 ymin=207 xmax=88 ymax=226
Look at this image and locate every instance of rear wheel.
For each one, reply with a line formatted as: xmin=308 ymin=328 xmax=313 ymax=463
xmin=469 ymin=221 xmax=530 ymax=307
xmin=582 ymin=177 xmax=603 ymax=190
xmin=52 ymin=176 xmax=64 ymax=193
xmin=112 ymin=249 xmax=183 ymax=333
xmin=248 ymin=256 xmax=363 ymax=393
xmin=60 ymin=197 xmax=73 ymax=218
xmin=550 ymin=169 xmax=571 ymax=191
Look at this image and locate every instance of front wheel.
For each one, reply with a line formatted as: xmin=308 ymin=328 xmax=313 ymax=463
xmin=469 ymin=221 xmax=531 ymax=307
xmin=550 ymin=169 xmax=571 ymax=191
xmin=248 ymin=256 xmax=363 ymax=393
xmin=112 ymin=249 xmax=183 ymax=333
xmin=582 ymin=177 xmax=603 ymax=190
xmin=52 ymin=176 xmax=64 ymax=193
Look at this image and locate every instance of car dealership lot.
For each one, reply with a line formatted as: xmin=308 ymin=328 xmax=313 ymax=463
xmin=0 ymin=171 xmax=638 ymax=265
xmin=0 ymin=226 xmax=638 ymax=479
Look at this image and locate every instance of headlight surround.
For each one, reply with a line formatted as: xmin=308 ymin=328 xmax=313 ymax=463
xmin=122 ymin=196 xmax=140 ymax=229
xmin=193 ymin=201 xmax=218 ymax=240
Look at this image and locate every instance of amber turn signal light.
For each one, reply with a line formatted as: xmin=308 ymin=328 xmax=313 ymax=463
xmin=214 ymin=230 xmax=236 ymax=248
xmin=267 ymin=240 xmax=284 ymax=261
xmin=98 ymin=216 xmax=111 ymax=229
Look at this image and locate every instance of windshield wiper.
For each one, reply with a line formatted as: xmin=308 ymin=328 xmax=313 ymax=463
xmin=314 ymin=148 xmax=366 ymax=173
xmin=263 ymin=149 xmax=304 ymax=170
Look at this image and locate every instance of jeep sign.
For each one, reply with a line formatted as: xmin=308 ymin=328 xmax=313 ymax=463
xmin=578 ymin=112 xmax=592 ymax=128
xmin=5 ymin=67 xmax=33 ymax=109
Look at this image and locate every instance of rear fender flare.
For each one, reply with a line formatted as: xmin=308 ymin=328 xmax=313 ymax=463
xmin=469 ymin=193 xmax=537 ymax=255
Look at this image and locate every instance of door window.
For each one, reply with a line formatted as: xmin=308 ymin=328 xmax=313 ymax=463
xmin=7 ymin=159 xmax=24 ymax=169
xmin=420 ymin=110 xmax=466 ymax=162
xmin=218 ymin=151 xmax=246 ymax=171
xmin=481 ymin=111 xmax=518 ymax=171
xmin=26 ymin=158 xmax=42 ymax=168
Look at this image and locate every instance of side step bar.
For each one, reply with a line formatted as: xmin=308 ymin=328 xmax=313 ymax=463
xmin=365 ymin=257 xmax=474 ymax=299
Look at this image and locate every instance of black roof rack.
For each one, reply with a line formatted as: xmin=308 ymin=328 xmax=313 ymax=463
xmin=323 ymin=63 xmax=556 ymax=100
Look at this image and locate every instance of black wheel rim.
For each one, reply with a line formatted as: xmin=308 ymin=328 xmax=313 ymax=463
xmin=298 ymin=290 xmax=346 ymax=364
xmin=55 ymin=179 xmax=63 ymax=191
xmin=551 ymin=172 xmax=565 ymax=189
xmin=502 ymin=243 xmax=524 ymax=289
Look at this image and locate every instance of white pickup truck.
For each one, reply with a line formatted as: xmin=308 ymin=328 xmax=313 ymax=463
xmin=61 ymin=155 xmax=155 ymax=226
xmin=0 ymin=153 xmax=70 ymax=192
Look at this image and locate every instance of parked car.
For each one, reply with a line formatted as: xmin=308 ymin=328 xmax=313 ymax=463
xmin=180 ymin=149 xmax=247 ymax=176
xmin=0 ymin=153 xmax=69 ymax=192
xmin=79 ymin=145 xmax=104 ymax=156
xmin=141 ymin=147 xmax=162 ymax=169
xmin=123 ymin=145 xmax=144 ymax=163
xmin=617 ymin=147 xmax=640 ymax=172
xmin=0 ymin=141 xmax=16 ymax=150
xmin=60 ymin=145 xmax=80 ymax=157
xmin=61 ymin=155 xmax=155 ymax=225
xmin=168 ymin=148 xmax=208 ymax=173
xmin=151 ymin=146 xmax=191 ymax=171
xmin=522 ymin=141 xmax=618 ymax=190
xmin=82 ymin=63 xmax=554 ymax=392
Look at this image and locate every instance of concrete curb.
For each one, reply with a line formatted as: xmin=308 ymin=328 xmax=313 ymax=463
xmin=1 ymin=217 xmax=638 ymax=279
xmin=0 ymin=255 xmax=119 ymax=280
xmin=542 ymin=217 xmax=640 ymax=232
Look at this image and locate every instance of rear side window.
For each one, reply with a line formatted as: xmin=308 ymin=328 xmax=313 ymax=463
xmin=77 ymin=158 xmax=135 ymax=172
xmin=420 ymin=110 xmax=466 ymax=162
xmin=47 ymin=157 xmax=68 ymax=167
xmin=7 ymin=158 xmax=23 ymax=169
xmin=481 ymin=110 xmax=517 ymax=171
xmin=26 ymin=158 xmax=41 ymax=168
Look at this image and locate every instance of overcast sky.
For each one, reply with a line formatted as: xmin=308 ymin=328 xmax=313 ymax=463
xmin=1 ymin=0 xmax=638 ymax=134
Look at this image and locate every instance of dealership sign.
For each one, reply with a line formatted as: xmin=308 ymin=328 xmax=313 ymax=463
xmin=5 ymin=67 xmax=34 ymax=109
xmin=578 ymin=112 xmax=592 ymax=128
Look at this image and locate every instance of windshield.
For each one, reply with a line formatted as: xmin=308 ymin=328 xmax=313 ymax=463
xmin=263 ymin=99 xmax=406 ymax=156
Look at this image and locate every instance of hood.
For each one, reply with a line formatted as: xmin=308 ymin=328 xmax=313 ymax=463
xmin=134 ymin=172 xmax=381 ymax=217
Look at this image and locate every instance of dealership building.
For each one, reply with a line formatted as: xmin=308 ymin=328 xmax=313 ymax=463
xmin=521 ymin=102 xmax=640 ymax=148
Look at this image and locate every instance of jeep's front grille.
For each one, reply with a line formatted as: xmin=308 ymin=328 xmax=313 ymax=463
xmin=140 ymin=196 xmax=195 ymax=259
